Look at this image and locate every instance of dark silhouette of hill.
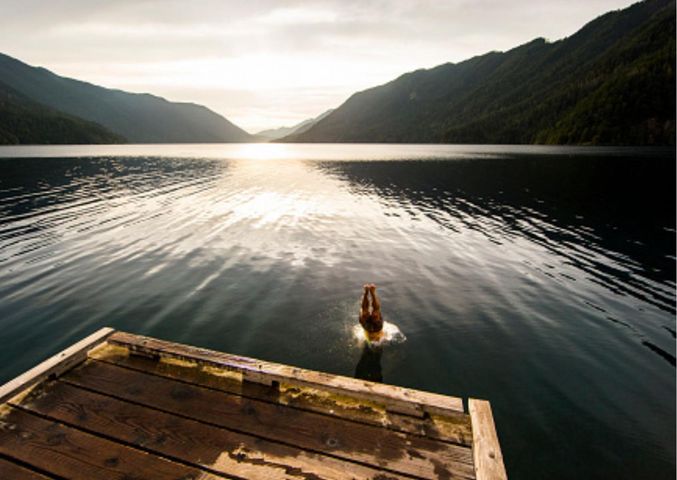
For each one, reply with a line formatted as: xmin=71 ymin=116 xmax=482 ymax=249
xmin=283 ymin=0 xmax=675 ymax=145
xmin=256 ymin=109 xmax=334 ymax=140
xmin=0 ymin=53 xmax=253 ymax=143
xmin=0 ymin=81 xmax=125 ymax=145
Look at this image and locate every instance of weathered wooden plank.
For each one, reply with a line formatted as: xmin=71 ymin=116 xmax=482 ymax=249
xmin=469 ymin=399 xmax=507 ymax=480
xmin=65 ymin=359 xmax=475 ymax=479
xmin=0 ymin=458 xmax=52 ymax=480
xmin=0 ymin=406 xmax=227 ymax=480
xmin=90 ymin=342 xmax=473 ymax=447
xmin=0 ymin=327 xmax=114 ymax=404
xmin=107 ymin=331 xmax=464 ymax=416
xmin=13 ymin=379 xmax=413 ymax=480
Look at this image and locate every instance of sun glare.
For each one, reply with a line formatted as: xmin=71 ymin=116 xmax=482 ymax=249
xmin=233 ymin=143 xmax=294 ymax=160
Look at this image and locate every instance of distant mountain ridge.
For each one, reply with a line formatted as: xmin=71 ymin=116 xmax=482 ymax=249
xmin=282 ymin=0 xmax=675 ymax=145
xmin=256 ymin=109 xmax=334 ymax=140
xmin=0 ymin=81 xmax=124 ymax=145
xmin=0 ymin=53 xmax=253 ymax=143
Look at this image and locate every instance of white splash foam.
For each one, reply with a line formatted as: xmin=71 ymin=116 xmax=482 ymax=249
xmin=352 ymin=321 xmax=406 ymax=347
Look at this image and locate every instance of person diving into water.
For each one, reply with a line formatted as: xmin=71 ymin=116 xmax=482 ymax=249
xmin=359 ymin=283 xmax=384 ymax=342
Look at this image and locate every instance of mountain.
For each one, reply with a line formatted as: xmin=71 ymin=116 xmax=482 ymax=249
xmin=256 ymin=118 xmax=316 ymax=141
xmin=282 ymin=0 xmax=675 ymax=145
xmin=0 ymin=53 xmax=253 ymax=143
xmin=0 ymin=81 xmax=125 ymax=145
xmin=256 ymin=109 xmax=334 ymax=140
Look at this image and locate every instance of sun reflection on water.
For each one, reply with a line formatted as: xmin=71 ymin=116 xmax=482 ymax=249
xmin=231 ymin=143 xmax=295 ymax=160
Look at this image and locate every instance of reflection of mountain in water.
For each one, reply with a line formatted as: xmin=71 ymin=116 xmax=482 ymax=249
xmin=316 ymin=155 xmax=676 ymax=316
xmin=0 ymin=157 xmax=225 ymax=260
xmin=0 ymin=156 xmax=224 ymax=218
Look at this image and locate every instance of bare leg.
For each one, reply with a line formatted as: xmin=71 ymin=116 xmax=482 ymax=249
xmin=359 ymin=285 xmax=370 ymax=328
xmin=369 ymin=284 xmax=383 ymax=330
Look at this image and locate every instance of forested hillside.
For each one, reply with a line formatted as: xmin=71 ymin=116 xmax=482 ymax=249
xmin=0 ymin=54 xmax=253 ymax=143
xmin=0 ymin=82 xmax=125 ymax=145
xmin=284 ymin=0 xmax=675 ymax=145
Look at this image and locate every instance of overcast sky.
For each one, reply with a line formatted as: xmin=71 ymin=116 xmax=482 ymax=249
xmin=1 ymin=0 xmax=635 ymax=132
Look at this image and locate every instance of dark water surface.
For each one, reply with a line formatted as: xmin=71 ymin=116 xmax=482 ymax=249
xmin=0 ymin=144 xmax=674 ymax=479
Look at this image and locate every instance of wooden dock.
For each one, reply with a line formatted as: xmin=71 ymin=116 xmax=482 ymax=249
xmin=0 ymin=328 xmax=507 ymax=479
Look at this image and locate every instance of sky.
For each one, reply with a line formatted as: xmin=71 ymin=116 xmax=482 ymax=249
xmin=1 ymin=0 xmax=636 ymax=133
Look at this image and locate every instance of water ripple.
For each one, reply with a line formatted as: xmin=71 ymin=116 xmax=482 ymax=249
xmin=0 ymin=145 xmax=674 ymax=480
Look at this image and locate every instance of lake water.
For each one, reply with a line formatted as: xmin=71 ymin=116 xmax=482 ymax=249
xmin=0 ymin=144 xmax=674 ymax=479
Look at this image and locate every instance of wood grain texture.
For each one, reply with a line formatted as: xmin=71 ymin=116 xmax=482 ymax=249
xmin=13 ymin=380 xmax=412 ymax=480
xmin=0 ymin=458 xmax=52 ymax=480
xmin=91 ymin=344 xmax=473 ymax=447
xmin=0 ymin=406 xmax=226 ymax=480
xmin=0 ymin=327 xmax=114 ymax=404
xmin=469 ymin=399 xmax=507 ymax=480
xmin=65 ymin=359 xmax=475 ymax=479
xmin=108 ymin=331 xmax=464 ymax=416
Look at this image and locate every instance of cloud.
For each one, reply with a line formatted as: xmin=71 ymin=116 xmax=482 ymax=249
xmin=0 ymin=0 xmax=635 ymax=131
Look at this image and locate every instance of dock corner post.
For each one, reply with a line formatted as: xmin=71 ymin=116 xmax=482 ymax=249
xmin=469 ymin=398 xmax=508 ymax=480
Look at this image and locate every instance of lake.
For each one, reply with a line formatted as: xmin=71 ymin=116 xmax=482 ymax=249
xmin=0 ymin=144 xmax=674 ymax=479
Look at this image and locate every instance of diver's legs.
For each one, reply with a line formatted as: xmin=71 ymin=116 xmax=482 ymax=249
xmin=359 ymin=284 xmax=370 ymax=326
xmin=369 ymin=284 xmax=382 ymax=323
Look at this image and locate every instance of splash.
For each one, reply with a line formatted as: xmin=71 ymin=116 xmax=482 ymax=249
xmin=352 ymin=321 xmax=406 ymax=347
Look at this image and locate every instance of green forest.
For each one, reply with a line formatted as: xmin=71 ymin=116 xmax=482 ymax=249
xmin=0 ymin=82 xmax=124 ymax=145
xmin=285 ymin=0 xmax=675 ymax=146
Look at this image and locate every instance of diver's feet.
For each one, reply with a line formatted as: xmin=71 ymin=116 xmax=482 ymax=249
xmin=363 ymin=284 xmax=370 ymax=293
xmin=369 ymin=283 xmax=376 ymax=293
